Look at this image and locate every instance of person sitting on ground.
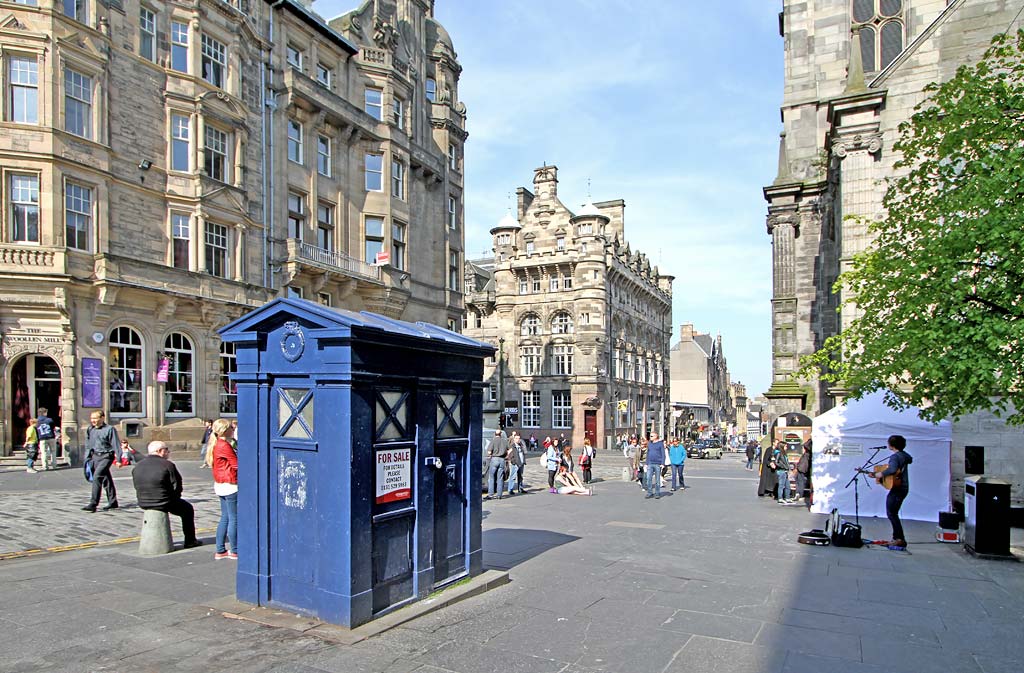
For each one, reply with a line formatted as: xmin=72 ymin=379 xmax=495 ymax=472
xmin=554 ymin=464 xmax=591 ymax=495
xmin=132 ymin=441 xmax=202 ymax=549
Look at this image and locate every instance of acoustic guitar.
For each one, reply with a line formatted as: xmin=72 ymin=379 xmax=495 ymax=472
xmin=859 ymin=464 xmax=902 ymax=490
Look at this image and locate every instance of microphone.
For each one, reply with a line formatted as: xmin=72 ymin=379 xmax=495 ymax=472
xmin=867 ymin=445 xmax=887 ymax=450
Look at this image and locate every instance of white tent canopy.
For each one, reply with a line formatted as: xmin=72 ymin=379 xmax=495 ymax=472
xmin=811 ymin=391 xmax=951 ymax=522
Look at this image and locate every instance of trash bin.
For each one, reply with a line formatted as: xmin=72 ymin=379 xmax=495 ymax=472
xmin=219 ymin=298 xmax=494 ymax=628
xmin=964 ymin=476 xmax=1011 ymax=557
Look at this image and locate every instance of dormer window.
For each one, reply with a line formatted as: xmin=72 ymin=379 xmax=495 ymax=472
xmin=556 ymin=237 xmax=565 ymax=251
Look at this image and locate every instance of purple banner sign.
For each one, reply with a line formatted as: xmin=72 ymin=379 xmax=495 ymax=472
xmin=156 ymin=357 xmax=170 ymax=383
xmin=82 ymin=358 xmax=102 ymax=408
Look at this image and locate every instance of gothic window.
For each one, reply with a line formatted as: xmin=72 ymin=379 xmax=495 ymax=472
xmin=852 ymin=0 xmax=903 ymax=72
xmin=551 ymin=312 xmax=574 ymax=334
xmin=520 ymin=314 xmax=540 ymax=336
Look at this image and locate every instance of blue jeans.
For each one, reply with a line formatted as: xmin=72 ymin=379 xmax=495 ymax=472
xmin=487 ymin=457 xmax=506 ymax=496
xmin=507 ymin=464 xmax=519 ymax=494
xmin=671 ymin=464 xmax=685 ymax=490
xmin=776 ymin=470 xmax=791 ymax=500
xmin=645 ymin=464 xmax=661 ymax=497
xmin=216 ymin=491 xmax=238 ymax=553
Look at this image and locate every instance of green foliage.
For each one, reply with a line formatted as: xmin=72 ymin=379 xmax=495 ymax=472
xmin=801 ymin=30 xmax=1024 ymax=424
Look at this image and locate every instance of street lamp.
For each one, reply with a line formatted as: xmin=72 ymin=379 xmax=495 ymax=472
xmin=497 ymin=337 xmax=505 ymax=428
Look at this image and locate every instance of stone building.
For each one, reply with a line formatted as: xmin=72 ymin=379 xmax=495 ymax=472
xmin=764 ymin=0 xmax=1024 ymax=503
xmin=0 ymin=0 xmax=464 ymax=457
xmin=668 ymin=323 xmax=732 ymax=439
xmin=462 ymin=165 xmax=673 ymax=449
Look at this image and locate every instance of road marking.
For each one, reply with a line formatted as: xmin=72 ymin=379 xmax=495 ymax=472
xmin=0 ymin=526 xmax=217 ymax=562
xmin=606 ymin=521 xmax=665 ymax=530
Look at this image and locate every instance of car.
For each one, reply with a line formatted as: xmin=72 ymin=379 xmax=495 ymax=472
xmin=687 ymin=440 xmax=723 ymax=459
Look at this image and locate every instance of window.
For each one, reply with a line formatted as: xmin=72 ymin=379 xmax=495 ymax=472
xmin=552 ymin=345 xmax=574 ymax=375
xmin=170 ymin=114 xmax=190 ymax=171
xmin=63 ymin=0 xmax=87 ymax=23
xmin=580 ymin=312 xmax=591 ymax=325
xmin=364 ymin=216 xmax=384 ymax=261
xmin=316 ymin=63 xmax=332 ymax=88
xmin=318 ymin=292 xmax=331 ymax=306
xmin=580 ymin=242 xmax=588 ymax=254
xmin=496 ymin=233 xmax=511 ymax=245
xmin=526 ymin=241 xmax=534 ymax=255
xmin=201 ymin=34 xmax=226 ymax=88
xmin=64 ymin=182 xmax=91 ymax=251
xmin=317 ymin=135 xmax=331 ymax=176
xmin=448 ymin=144 xmax=458 ymax=170
xmin=392 ymin=221 xmax=406 ymax=271
xmin=365 ymin=88 xmax=383 ymax=121
xmin=391 ymin=159 xmax=404 ymax=199
xmin=64 ymin=68 xmax=92 ymax=139
xmin=164 ymin=333 xmax=194 ymax=416
xmin=8 ymin=56 xmax=38 ymax=124
xmin=219 ymin=342 xmax=237 ymax=415
xmin=449 ymin=251 xmax=459 ymax=289
xmin=287 ymin=192 xmax=305 ymax=240
xmin=853 ymin=0 xmax=903 ymax=72
xmin=204 ymin=126 xmax=228 ymax=181
xmin=556 ymin=236 xmax=565 ymax=251
xmin=474 ymin=312 xmax=483 ymax=329
xmin=520 ymin=315 xmax=540 ymax=336
xmin=488 ymin=384 xmax=497 ymax=403
xmin=549 ymin=277 xmax=559 ymax=292
xmin=9 ymin=174 xmax=39 ymax=243
xmin=286 ymin=286 xmax=302 ymax=299
xmin=108 ymin=326 xmax=143 ymax=415
xmin=563 ymin=276 xmax=573 ymax=289
xmin=552 ymin=312 xmax=574 ymax=334
xmin=448 ymin=195 xmax=457 ymax=229
xmin=634 ymin=355 xmax=642 ymax=382
xmin=286 ymin=45 xmax=303 ymax=70
xmin=519 ymin=279 xmax=528 ymax=295
xmin=140 ymin=8 xmax=156 ymax=62
xmin=425 ymin=77 xmax=436 ymax=102
xmin=171 ymin=22 xmax=189 ymax=73
xmin=287 ymin=119 xmax=303 ymax=164
xmin=578 ymin=223 xmax=592 ymax=235
xmin=365 ymin=153 xmax=383 ymax=191
xmin=392 ymin=98 xmax=405 ymax=129
xmin=205 ymin=221 xmax=228 ymax=277
xmin=172 ymin=213 xmax=190 ymax=269
xmin=552 ymin=391 xmax=572 ymax=428
xmin=532 ymin=279 xmax=541 ymax=293
xmin=521 ymin=391 xmax=540 ymax=427
xmin=316 ymin=202 xmax=333 ymax=251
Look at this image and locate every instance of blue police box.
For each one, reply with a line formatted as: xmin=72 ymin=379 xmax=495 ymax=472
xmin=218 ymin=298 xmax=493 ymax=627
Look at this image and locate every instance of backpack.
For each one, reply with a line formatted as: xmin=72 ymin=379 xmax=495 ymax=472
xmin=827 ymin=509 xmax=863 ymax=548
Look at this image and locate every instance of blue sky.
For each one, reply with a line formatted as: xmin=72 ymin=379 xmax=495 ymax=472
xmin=317 ymin=1 xmax=784 ymax=397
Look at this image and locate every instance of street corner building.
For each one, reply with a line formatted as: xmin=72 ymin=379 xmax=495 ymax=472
xmin=0 ymin=0 xmax=467 ymax=457
xmin=462 ymin=165 xmax=673 ymax=450
xmin=763 ymin=0 xmax=1024 ymax=421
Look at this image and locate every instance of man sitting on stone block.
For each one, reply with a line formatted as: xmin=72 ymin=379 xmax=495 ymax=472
xmin=132 ymin=441 xmax=202 ymax=549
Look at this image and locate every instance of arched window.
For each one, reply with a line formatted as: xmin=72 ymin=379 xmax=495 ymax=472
xmin=852 ymin=0 xmax=903 ymax=72
xmin=220 ymin=341 xmax=237 ymax=415
xmin=108 ymin=326 xmax=143 ymax=415
xmin=520 ymin=314 xmax=540 ymax=336
xmin=551 ymin=311 xmax=574 ymax=334
xmin=164 ymin=332 xmax=194 ymax=416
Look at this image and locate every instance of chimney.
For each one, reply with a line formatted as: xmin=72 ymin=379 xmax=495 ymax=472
xmin=679 ymin=323 xmax=694 ymax=342
xmin=533 ymin=164 xmax=558 ymax=199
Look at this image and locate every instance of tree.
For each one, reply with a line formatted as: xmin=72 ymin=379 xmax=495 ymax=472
xmin=801 ymin=30 xmax=1024 ymax=424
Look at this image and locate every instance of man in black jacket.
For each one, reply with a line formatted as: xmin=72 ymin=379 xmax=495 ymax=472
xmin=878 ymin=434 xmax=913 ymax=549
xmin=132 ymin=441 xmax=201 ymax=548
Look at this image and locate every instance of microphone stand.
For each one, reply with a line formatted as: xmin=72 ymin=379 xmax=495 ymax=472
xmin=844 ymin=446 xmax=885 ymax=526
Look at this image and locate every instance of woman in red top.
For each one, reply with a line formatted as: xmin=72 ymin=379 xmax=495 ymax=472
xmin=205 ymin=419 xmax=238 ymax=560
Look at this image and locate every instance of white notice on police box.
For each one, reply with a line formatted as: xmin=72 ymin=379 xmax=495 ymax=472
xmin=375 ymin=449 xmax=411 ymax=504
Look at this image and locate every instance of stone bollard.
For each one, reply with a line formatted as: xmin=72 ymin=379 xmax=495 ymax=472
xmin=139 ymin=510 xmax=173 ymax=556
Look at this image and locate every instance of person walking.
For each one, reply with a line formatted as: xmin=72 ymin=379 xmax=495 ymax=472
xmin=199 ymin=419 xmax=214 ymax=468
xmin=669 ymin=438 xmax=687 ymax=491
xmin=756 ymin=440 xmax=777 ymax=497
xmin=206 ymin=419 xmax=238 ymax=559
xmin=485 ymin=430 xmax=509 ymax=500
xmin=545 ymin=439 xmax=560 ymax=493
xmin=24 ymin=418 xmax=39 ymax=473
xmin=794 ymin=441 xmax=812 ymax=503
xmin=878 ymin=434 xmax=913 ymax=549
xmin=132 ymin=441 xmax=201 ymax=549
xmin=507 ymin=431 xmax=526 ymax=495
xmin=745 ymin=441 xmax=756 ymax=470
xmin=82 ymin=410 xmax=121 ymax=512
xmin=36 ymin=407 xmax=57 ymax=470
xmin=645 ymin=432 xmax=666 ymax=499
xmin=636 ymin=438 xmax=648 ymax=489
xmin=578 ymin=438 xmax=595 ymax=484
xmin=623 ymin=436 xmax=637 ymax=481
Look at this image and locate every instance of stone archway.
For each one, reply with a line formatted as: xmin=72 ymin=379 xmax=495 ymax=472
xmin=8 ymin=353 xmax=62 ymax=456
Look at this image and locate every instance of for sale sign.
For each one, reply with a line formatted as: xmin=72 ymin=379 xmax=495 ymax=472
xmin=375 ymin=449 xmax=411 ymax=504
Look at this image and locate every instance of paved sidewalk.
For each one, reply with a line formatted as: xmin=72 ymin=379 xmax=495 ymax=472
xmin=1 ymin=452 xmax=1022 ymax=673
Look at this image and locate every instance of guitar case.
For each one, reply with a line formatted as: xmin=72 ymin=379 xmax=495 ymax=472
xmin=826 ymin=508 xmax=863 ymax=548
xmin=797 ymin=529 xmax=831 ymax=546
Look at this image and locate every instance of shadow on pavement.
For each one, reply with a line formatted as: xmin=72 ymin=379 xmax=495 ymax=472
xmin=482 ymin=527 xmax=579 ymax=570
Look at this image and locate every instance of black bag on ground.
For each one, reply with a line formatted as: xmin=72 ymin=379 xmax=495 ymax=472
xmin=826 ymin=508 xmax=863 ymax=548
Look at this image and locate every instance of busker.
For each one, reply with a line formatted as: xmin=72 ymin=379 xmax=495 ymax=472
xmin=877 ymin=434 xmax=913 ymax=550
xmin=132 ymin=441 xmax=202 ymax=549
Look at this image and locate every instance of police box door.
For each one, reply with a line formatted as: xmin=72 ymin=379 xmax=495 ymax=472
xmin=433 ymin=389 xmax=468 ymax=587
